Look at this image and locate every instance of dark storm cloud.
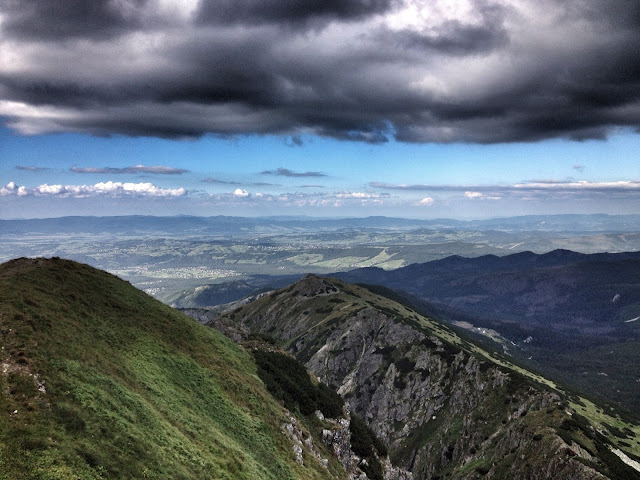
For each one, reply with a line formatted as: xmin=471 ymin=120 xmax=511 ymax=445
xmin=1 ymin=0 xmax=148 ymax=40
xmin=393 ymin=23 xmax=506 ymax=56
xmin=386 ymin=1 xmax=509 ymax=56
xmin=261 ymin=168 xmax=327 ymax=178
xmin=196 ymin=0 xmax=395 ymax=26
xmin=1 ymin=0 xmax=640 ymax=144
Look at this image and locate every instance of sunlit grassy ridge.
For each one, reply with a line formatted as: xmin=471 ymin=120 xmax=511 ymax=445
xmin=0 ymin=257 xmax=337 ymax=480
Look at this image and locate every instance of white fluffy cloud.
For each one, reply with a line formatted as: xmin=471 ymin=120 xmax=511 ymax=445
xmin=418 ymin=197 xmax=434 ymax=205
xmin=233 ymin=188 xmax=250 ymax=197
xmin=335 ymin=192 xmax=382 ymax=199
xmin=0 ymin=181 xmax=187 ymax=198
xmin=0 ymin=182 xmax=17 ymax=196
xmin=465 ymin=191 xmax=501 ymax=200
xmin=464 ymin=191 xmax=483 ymax=199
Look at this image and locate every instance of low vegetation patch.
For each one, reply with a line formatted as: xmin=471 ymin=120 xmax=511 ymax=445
xmin=252 ymin=350 xmax=344 ymax=418
xmin=349 ymin=413 xmax=387 ymax=480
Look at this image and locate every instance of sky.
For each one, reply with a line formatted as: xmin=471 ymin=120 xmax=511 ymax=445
xmin=1 ymin=0 xmax=640 ymax=219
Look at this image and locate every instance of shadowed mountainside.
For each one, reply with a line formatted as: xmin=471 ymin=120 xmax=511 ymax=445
xmin=334 ymin=250 xmax=640 ymax=413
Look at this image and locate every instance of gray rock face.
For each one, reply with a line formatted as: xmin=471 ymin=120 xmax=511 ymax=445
xmin=321 ymin=416 xmax=363 ymax=476
xmin=295 ymin=305 xmax=586 ymax=479
xmin=318 ymin=409 xmax=413 ymax=480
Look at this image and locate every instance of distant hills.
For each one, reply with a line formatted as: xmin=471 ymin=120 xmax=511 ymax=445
xmin=3 ymin=214 xmax=640 ymax=302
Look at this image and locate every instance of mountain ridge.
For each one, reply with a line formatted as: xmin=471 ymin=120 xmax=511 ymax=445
xmin=5 ymin=256 xmax=640 ymax=479
xmin=210 ymin=274 xmax=640 ymax=480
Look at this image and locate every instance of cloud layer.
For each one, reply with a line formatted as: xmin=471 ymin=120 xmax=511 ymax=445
xmin=0 ymin=181 xmax=186 ymax=197
xmin=371 ymin=180 xmax=640 ymax=200
xmin=5 ymin=177 xmax=640 ymax=218
xmin=1 ymin=0 xmax=639 ymax=143
xmin=261 ymin=168 xmax=327 ymax=177
xmin=70 ymin=165 xmax=188 ymax=174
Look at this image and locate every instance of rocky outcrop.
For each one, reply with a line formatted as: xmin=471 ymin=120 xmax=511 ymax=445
xmin=320 ymin=415 xmax=366 ymax=479
xmin=183 ymin=307 xmax=249 ymax=342
xmin=282 ymin=411 xmax=329 ymax=468
xmin=292 ymin=305 xmax=580 ymax=479
xmin=318 ymin=410 xmax=413 ymax=480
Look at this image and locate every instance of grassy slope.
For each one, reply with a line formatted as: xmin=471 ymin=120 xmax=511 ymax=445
xmin=0 ymin=258 xmax=337 ymax=480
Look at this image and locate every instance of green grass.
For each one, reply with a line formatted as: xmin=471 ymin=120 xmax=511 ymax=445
xmin=0 ymin=258 xmax=338 ymax=480
xmin=570 ymin=397 xmax=640 ymax=457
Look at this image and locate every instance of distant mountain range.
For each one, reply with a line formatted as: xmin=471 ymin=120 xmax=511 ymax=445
xmin=3 ymin=213 xmax=640 ymax=236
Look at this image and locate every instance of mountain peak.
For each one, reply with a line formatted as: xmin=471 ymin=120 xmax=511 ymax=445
xmin=0 ymin=256 xmax=56 ymax=277
xmin=292 ymin=274 xmax=341 ymax=297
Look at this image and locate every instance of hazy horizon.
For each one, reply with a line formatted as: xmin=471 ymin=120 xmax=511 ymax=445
xmin=3 ymin=212 xmax=640 ymax=222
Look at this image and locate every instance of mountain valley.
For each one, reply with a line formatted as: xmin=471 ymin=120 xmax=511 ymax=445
xmin=3 ymin=257 xmax=640 ymax=479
